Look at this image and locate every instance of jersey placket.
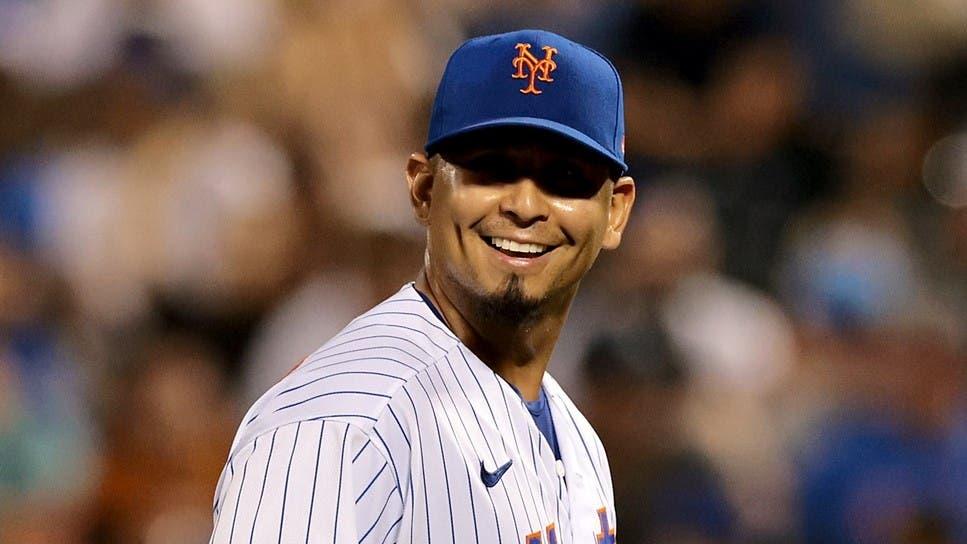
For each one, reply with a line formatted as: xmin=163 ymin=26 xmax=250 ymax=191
xmin=493 ymin=373 xmax=565 ymax=540
xmin=547 ymin=389 xmax=608 ymax=543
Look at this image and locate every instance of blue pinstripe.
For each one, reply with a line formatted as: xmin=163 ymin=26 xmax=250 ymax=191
xmin=414 ymin=373 xmax=456 ymax=543
xmin=379 ymin=516 xmax=404 ymax=544
xmin=314 ymin=329 xmax=433 ymax=359
xmin=307 ymin=414 xmax=377 ymax=422
xmin=305 ymin=422 xmax=325 ymax=544
xmin=273 ymin=390 xmax=392 ymax=413
xmin=426 ymin=364 xmax=481 ymax=544
xmin=352 ymin=439 xmax=371 ymax=463
xmin=278 ymin=422 xmax=301 ymax=544
xmin=280 ymin=371 xmax=406 ymax=396
xmin=457 ymin=348 xmax=526 ymax=537
xmin=356 ymin=462 xmax=388 ymax=503
xmin=305 ymin=344 xmax=425 ymax=370
xmin=387 ymin=405 xmax=411 ymax=448
xmin=442 ymin=355 xmax=510 ymax=542
xmin=371 ymin=426 xmax=404 ymax=507
xmin=332 ymin=425 xmax=350 ymax=543
xmin=345 ymin=311 xmax=456 ymax=341
xmin=401 ymin=386 xmax=432 ymax=543
xmin=359 ymin=487 xmax=401 ymax=542
xmin=530 ymin=427 xmax=548 ymax=523
xmin=229 ymin=438 xmax=257 ymax=544
xmin=337 ymin=322 xmax=450 ymax=354
xmin=249 ymin=429 xmax=278 ymax=543
xmin=309 ymin=355 xmax=422 ymax=375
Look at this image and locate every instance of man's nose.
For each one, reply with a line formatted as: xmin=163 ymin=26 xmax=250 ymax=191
xmin=499 ymin=177 xmax=550 ymax=226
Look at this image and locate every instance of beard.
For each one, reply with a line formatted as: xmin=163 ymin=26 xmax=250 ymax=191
xmin=474 ymin=275 xmax=547 ymax=326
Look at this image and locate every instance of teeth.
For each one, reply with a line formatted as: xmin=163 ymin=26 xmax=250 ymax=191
xmin=490 ymin=237 xmax=548 ymax=254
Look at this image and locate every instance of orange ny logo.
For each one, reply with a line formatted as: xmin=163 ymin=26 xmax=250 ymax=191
xmin=512 ymin=43 xmax=558 ymax=95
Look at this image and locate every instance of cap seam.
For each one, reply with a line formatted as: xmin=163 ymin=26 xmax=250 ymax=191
xmin=577 ymin=43 xmax=623 ymax=169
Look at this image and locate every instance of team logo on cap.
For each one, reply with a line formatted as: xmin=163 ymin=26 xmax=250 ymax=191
xmin=512 ymin=43 xmax=558 ymax=95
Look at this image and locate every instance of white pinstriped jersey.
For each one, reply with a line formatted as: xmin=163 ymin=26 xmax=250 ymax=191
xmin=210 ymin=283 xmax=616 ymax=543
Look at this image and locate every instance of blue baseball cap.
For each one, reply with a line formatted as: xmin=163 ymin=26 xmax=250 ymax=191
xmin=425 ymin=29 xmax=627 ymax=175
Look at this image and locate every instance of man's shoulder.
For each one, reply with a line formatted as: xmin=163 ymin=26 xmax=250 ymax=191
xmin=228 ymin=283 xmax=460 ymax=455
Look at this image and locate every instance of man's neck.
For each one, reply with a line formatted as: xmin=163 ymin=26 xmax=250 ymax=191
xmin=414 ymin=269 xmax=571 ymax=401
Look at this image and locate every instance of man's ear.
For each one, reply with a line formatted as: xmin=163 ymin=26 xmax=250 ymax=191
xmin=407 ymin=153 xmax=434 ymax=225
xmin=602 ymin=176 xmax=635 ymax=250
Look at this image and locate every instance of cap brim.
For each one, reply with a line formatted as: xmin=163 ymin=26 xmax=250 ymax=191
xmin=425 ymin=117 xmax=627 ymax=175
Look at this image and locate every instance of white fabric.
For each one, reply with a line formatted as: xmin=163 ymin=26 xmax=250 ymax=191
xmin=211 ymin=283 xmax=615 ymax=543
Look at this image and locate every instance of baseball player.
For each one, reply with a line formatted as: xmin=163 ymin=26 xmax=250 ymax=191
xmin=210 ymin=29 xmax=635 ymax=543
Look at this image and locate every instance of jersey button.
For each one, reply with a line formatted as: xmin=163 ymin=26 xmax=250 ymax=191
xmin=555 ymin=460 xmax=566 ymax=478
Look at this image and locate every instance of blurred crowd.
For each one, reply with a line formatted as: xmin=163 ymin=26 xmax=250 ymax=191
xmin=0 ymin=0 xmax=964 ymax=542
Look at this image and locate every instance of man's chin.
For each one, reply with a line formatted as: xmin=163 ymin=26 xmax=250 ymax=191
xmin=476 ymin=275 xmax=546 ymax=325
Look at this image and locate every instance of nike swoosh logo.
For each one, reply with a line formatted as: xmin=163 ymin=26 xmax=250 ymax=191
xmin=480 ymin=459 xmax=513 ymax=488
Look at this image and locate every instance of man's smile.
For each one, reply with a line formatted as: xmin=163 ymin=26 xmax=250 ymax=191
xmin=475 ymin=231 xmax=564 ymax=274
xmin=484 ymin=234 xmax=560 ymax=257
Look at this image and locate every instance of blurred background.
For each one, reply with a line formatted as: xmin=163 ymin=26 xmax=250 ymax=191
xmin=0 ymin=0 xmax=964 ymax=542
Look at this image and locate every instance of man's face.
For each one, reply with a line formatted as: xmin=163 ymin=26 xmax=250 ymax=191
xmin=409 ymin=131 xmax=635 ymax=318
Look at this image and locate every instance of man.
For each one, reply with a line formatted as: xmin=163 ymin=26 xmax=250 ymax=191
xmin=210 ymin=29 xmax=635 ymax=543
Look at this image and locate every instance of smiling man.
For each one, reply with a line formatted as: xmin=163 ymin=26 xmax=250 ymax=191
xmin=211 ymin=29 xmax=634 ymax=543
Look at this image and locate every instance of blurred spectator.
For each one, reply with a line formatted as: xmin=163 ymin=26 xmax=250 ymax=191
xmin=242 ymin=231 xmax=425 ymax=404
xmin=582 ymin=324 xmax=736 ymax=544
xmin=796 ymin=321 xmax=965 ymax=544
xmin=0 ymin=160 xmax=42 ymax=252
xmin=0 ymin=0 xmax=127 ymax=90
xmin=599 ymin=0 xmax=817 ymax=288
xmin=0 ymin=0 xmax=279 ymax=91
xmin=123 ymin=111 xmax=307 ymax=370
xmin=787 ymin=0 xmax=967 ymax=122
xmin=264 ymin=0 xmax=456 ymax=236
xmin=147 ymin=0 xmax=279 ymax=75
xmin=779 ymin=91 xmax=966 ymax=544
xmin=34 ymin=141 xmax=152 ymax=330
xmin=131 ymin=114 xmax=302 ymax=313
xmin=606 ymin=0 xmax=790 ymax=162
xmin=90 ymin=334 xmax=235 ymax=543
xmin=779 ymin=102 xmax=936 ymax=340
xmin=0 ymin=242 xmax=98 ymax=543
xmin=459 ymin=0 xmax=619 ymax=46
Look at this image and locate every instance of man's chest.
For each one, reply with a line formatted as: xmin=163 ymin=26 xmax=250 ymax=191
xmin=385 ymin=362 xmax=615 ymax=543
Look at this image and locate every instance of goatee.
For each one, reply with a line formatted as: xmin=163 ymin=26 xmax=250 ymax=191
xmin=476 ymin=275 xmax=545 ymax=326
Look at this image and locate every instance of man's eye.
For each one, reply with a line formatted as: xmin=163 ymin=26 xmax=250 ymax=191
xmin=465 ymin=155 xmax=516 ymax=180
xmin=545 ymin=165 xmax=596 ymax=198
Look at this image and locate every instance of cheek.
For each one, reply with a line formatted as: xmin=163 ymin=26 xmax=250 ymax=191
xmin=447 ymin=192 xmax=483 ymax=226
xmin=439 ymin=188 xmax=501 ymax=239
xmin=551 ymin=200 xmax=608 ymax=245
xmin=428 ymin=186 xmax=495 ymax=252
